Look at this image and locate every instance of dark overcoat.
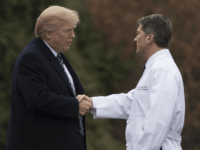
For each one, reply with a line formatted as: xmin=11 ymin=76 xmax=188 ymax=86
xmin=6 ymin=37 xmax=86 ymax=150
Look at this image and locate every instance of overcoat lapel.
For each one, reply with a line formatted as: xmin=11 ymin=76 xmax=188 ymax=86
xmin=33 ymin=37 xmax=78 ymax=96
xmin=61 ymin=53 xmax=85 ymax=95
xmin=50 ymin=58 xmax=75 ymax=96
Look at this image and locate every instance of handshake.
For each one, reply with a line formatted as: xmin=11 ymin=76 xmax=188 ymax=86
xmin=76 ymin=94 xmax=93 ymax=117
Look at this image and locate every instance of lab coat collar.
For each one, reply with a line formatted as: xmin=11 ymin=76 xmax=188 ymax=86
xmin=145 ymin=49 xmax=172 ymax=70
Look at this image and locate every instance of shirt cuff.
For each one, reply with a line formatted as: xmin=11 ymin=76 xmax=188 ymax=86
xmin=90 ymin=97 xmax=96 ymax=113
xmin=92 ymin=97 xmax=96 ymax=109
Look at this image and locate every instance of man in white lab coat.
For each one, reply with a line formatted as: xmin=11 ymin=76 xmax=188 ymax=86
xmin=77 ymin=14 xmax=185 ymax=150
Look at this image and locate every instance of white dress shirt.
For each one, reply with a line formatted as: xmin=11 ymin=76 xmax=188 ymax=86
xmin=42 ymin=40 xmax=75 ymax=91
xmin=91 ymin=49 xmax=185 ymax=150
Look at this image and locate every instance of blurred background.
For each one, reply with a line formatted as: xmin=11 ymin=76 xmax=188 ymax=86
xmin=0 ymin=0 xmax=199 ymax=149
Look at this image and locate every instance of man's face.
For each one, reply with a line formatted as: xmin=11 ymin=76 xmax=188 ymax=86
xmin=134 ymin=25 xmax=148 ymax=56
xmin=49 ymin=19 xmax=75 ymax=53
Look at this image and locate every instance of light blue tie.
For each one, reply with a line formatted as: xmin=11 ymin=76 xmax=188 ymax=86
xmin=57 ymin=53 xmax=84 ymax=136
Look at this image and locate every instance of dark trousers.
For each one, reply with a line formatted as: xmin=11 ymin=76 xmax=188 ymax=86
xmin=160 ymin=147 xmax=162 ymax=150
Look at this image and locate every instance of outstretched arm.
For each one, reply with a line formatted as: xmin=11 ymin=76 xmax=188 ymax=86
xmin=76 ymin=89 xmax=135 ymax=119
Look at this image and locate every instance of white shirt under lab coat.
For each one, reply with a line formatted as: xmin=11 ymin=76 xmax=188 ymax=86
xmin=91 ymin=49 xmax=185 ymax=150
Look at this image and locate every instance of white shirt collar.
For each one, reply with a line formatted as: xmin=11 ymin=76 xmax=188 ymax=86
xmin=145 ymin=49 xmax=172 ymax=69
xmin=42 ymin=39 xmax=58 ymax=57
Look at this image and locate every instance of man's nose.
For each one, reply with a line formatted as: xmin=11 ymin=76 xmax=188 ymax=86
xmin=71 ymin=30 xmax=75 ymax=38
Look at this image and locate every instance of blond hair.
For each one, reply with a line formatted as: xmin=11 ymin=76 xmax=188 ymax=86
xmin=34 ymin=5 xmax=80 ymax=37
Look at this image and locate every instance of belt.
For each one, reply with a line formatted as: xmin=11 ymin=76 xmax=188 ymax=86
xmin=159 ymin=130 xmax=181 ymax=150
xmin=166 ymin=130 xmax=182 ymax=142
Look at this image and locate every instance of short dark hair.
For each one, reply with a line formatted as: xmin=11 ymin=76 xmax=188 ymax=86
xmin=138 ymin=14 xmax=172 ymax=48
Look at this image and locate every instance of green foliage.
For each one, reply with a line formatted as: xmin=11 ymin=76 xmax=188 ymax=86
xmin=0 ymin=0 xmax=133 ymax=149
xmin=193 ymin=147 xmax=199 ymax=150
xmin=68 ymin=8 xmax=132 ymax=96
xmin=85 ymin=114 xmax=125 ymax=150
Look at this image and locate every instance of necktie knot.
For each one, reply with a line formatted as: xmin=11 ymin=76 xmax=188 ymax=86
xmin=57 ymin=54 xmax=64 ymax=65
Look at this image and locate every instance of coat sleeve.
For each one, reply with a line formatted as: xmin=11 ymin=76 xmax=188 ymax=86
xmin=18 ymin=52 xmax=79 ymax=118
xmin=133 ymin=67 xmax=178 ymax=150
xmin=90 ymin=89 xmax=135 ymax=119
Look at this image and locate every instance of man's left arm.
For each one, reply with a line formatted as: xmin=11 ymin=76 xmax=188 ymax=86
xmin=134 ymin=68 xmax=178 ymax=150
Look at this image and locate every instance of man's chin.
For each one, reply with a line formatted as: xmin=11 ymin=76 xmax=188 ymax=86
xmin=136 ymin=49 xmax=140 ymax=55
xmin=63 ymin=47 xmax=70 ymax=52
xmin=136 ymin=50 xmax=144 ymax=57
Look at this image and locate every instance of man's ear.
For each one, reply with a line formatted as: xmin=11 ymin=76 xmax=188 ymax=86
xmin=146 ymin=34 xmax=154 ymax=44
xmin=44 ymin=31 xmax=51 ymax=40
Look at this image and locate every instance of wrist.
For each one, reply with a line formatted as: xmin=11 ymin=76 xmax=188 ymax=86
xmin=90 ymin=98 xmax=94 ymax=109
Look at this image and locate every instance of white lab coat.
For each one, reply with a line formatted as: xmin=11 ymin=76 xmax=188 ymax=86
xmin=91 ymin=49 xmax=185 ymax=150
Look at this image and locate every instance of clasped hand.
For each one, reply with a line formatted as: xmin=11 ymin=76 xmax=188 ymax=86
xmin=76 ymin=94 xmax=93 ymax=117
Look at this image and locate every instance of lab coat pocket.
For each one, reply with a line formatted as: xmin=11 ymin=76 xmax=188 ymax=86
xmin=133 ymin=92 xmax=149 ymax=117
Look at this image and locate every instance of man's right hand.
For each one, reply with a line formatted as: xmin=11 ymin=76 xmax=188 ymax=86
xmin=78 ymin=97 xmax=92 ymax=117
